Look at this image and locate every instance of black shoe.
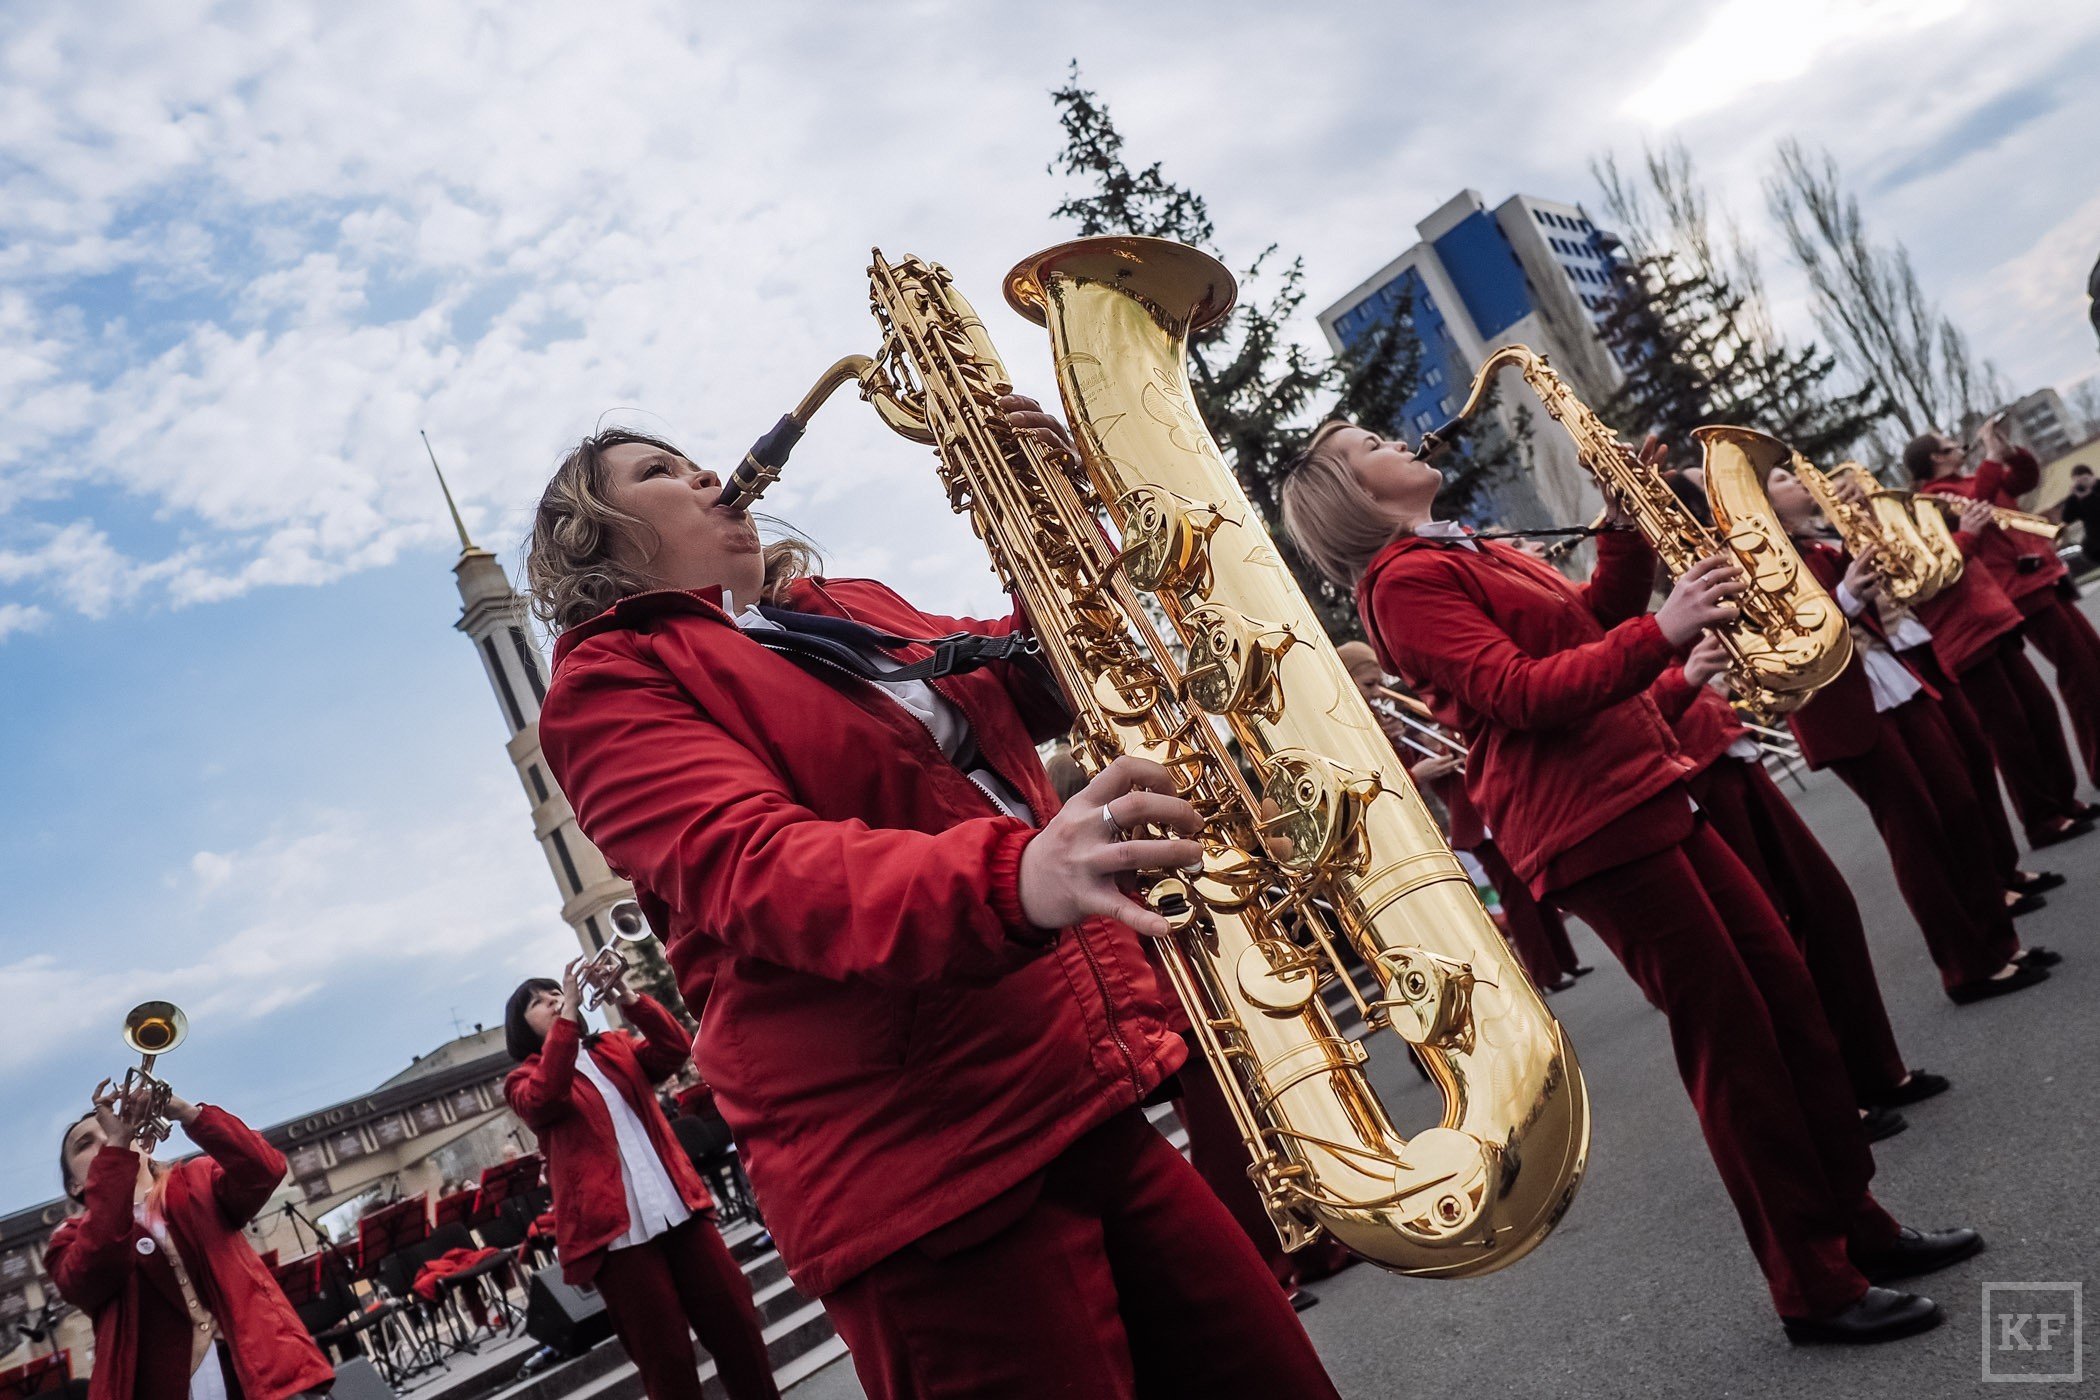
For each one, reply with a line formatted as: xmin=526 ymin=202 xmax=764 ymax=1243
xmin=1948 ymin=964 xmax=2051 ymax=1004
xmin=1876 ymin=1070 xmax=1950 ymax=1108
xmin=2073 ymin=801 xmax=2100 ymax=822
xmin=1544 ymin=974 xmax=1578 ymax=993
xmin=1289 ymin=1287 xmax=1320 ymax=1313
xmin=1783 ymin=1288 xmax=1943 ymax=1344
xmin=1860 ymin=1104 xmax=1908 ymax=1142
xmin=1852 ymin=1226 xmax=1985 ymax=1284
xmin=2015 ymin=945 xmax=2064 ymax=969
xmin=2009 ymin=870 xmax=2066 ymax=894
xmin=2030 ymin=817 xmax=2095 ymax=848
xmin=2007 ymin=892 xmax=2048 ymax=917
xmin=1568 ymin=964 xmax=1595 ymax=977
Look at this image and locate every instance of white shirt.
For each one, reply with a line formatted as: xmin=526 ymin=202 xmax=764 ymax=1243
xmin=575 ymin=1043 xmax=691 ymax=1250
xmin=735 ymin=606 xmax=1033 ymax=822
xmin=1835 ymin=583 xmax=1924 ymax=713
xmin=1415 ymin=520 xmax=1479 ymax=551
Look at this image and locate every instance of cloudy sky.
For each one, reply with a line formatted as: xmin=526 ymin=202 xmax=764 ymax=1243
xmin=4 ymin=0 xmax=2097 ymax=1211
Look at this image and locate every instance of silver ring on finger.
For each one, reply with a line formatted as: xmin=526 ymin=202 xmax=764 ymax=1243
xmin=1102 ymin=803 xmax=1125 ymax=840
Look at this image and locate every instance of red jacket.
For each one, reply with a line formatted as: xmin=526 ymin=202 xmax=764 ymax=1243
xmin=1784 ymin=543 xmax=1936 ymax=768
xmin=505 ymin=995 xmax=716 ymax=1283
xmin=1921 ymin=448 xmax=2063 ymax=609
xmin=44 ymin=1108 xmax=332 ymax=1400
xmin=1358 ymin=529 xmax=1690 ymax=891
xmin=1650 ymin=667 xmax=1748 ymax=775
xmin=1913 ymin=548 xmax=2024 ymax=676
xmin=537 ymin=577 xmax=1183 ymax=1296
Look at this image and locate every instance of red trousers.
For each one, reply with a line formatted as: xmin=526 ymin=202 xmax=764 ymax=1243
xmin=592 ymin=1216 xmax=780 ymax=1400
xmin=1473 ymin=838 xmax=1580 ymax=990
xmin=1904 ymin=647 xmax=2019 ymax=882
xmin=1173 ymin=1057 xmax=1353 ymax=1294
xmin=1828 ymin=697 xmax=2020 ymax=992
xmin=1553 ymin=822 xmax=1898 ymax=1319
xmin=2022 ymin=592 xmax=2100 ymax=786
xmin=1687 ymin=757 xmax=1907 ymax=1102
xmin=821 ymin=1109 xmax=1341 ymax=1400
xmin=1958 ymin=639 xmax=2084 ymax=836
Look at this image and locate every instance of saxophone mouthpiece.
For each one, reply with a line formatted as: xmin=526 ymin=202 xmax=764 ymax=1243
xmin=1417 ymin=416 xmax=1466 ymax=460
xmin=716 ymin=415 xmax=803 ymax=512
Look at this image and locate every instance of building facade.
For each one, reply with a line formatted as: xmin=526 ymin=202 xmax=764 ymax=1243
xmin=2000 ymin=387 xmax=2080 ymax=462
xmin=1317 ymin=189 xmax=1630 ymax=535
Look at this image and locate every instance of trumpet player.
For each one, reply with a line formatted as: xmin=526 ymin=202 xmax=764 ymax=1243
xmin=1283 ymin=420 xmax=1983 ymax=1345
xmin=46 ymin=1081 xmax=332 ymax=1399
xmin=1763 ymin=465 xmax=2057 ymax=1004
xmin=523 ymin=410 xmax=1341 ymax=1399
xmin=1910 ymin=417 xmax=2100 ymax=790
xmin=503 ymin=958 xmax=778 ymax=1400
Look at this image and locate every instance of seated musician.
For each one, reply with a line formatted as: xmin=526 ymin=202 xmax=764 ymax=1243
xmin=1280 ymin=418 xmax=1981 ymax=1345
xmin=47 ymin=1082 xmax=333 ymax=1400
xmin=522 ymin=400 xmax=1342 ymax=1400
xmin=504 ymin=958 xmax=777 ymax=1400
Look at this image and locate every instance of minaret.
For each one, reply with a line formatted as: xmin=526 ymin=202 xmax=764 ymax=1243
xmin=428 ymin=436 xmax=637 ymax=964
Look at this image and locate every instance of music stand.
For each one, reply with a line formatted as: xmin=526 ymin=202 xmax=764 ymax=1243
xmin=471 ymin=1154 xmax=543 ymax=1223
xmin=355 ymin=1197 xmax=431 ymax=1281
xmin=272 ymin=1251 xmax=322 ymax=1309
xmin=432 ymin=1189 xmax=477 ymax=1235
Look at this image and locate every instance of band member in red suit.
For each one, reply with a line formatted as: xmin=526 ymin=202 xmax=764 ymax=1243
xmin=504 ymin=961 xmax=779 ymax=1400
xmin=1911 ymin=418 xmax=2100 ymax=788
xmin=47 ymin=1084 xmax=333 ymax=1400
xmin=1884 ymin=481 xmax=2097 ymax=846
xmin=1762 ymin=466 xmax=2057 ymax=1003
xmin=1651 ymin=641 xmax=1940 ymax=1124
xmin=1336 ymin=641 xmax=1588 ymax=992
xmin=526 ymin=405 xmax=1341 ymax=1400
xmin=1281 ymin=419 xmax=1981 ymax=1344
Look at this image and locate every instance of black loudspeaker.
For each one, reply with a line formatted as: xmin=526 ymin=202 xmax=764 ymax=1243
xmin=328 ymin=1358 xmax=395 ymax=1400
xmin=525 ymin=1271 xmax=614 ymax=1356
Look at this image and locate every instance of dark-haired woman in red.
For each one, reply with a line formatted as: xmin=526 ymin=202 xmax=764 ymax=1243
xmin=47 ymin=1085 xmax=333 ymax=1400
xmin=1281 ymin=420 xmax=1980 ymax=1345
xmin=1910 ymin=417 xmax=2100 ymax=788
xmin=525 ymin=409 xmax=1340 ymax=1400
xmin=1761 ymin=466 xmax=2057 ymax=1003
xmin=504 ymin=959 xmax=778 ymax=1400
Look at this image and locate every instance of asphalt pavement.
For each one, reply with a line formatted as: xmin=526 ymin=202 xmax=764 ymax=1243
xmin=790 ymin=606 xmax=2100 ymax=1399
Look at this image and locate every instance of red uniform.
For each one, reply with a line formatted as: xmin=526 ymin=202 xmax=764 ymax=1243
xmin=1924 ymin=448 xmax=2100 ymax=786
xmin=1360 ymin=531 xmax=1898 ymax=1321
xmin=1917 ymin=554 xmax=2086 ymax=838
xmin=506 ymin=996 xmax=776 ymax=1400
xmin=44 ymin=1107 xmax=333 ymax=1400
xmin=1786 ymin=544 xmax=2020 ymax=994
xmin=1428 ymin=772 xmax=1582 ymax=991
xmin=539 ymin=577 xmax=1336 ymax=1399
xmin=1652 ymin=671 xmax=1908 ymax=1101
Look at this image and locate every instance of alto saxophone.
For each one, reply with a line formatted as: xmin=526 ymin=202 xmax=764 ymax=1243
xmin=1422 ymin=346 xmax=1851 ymax=715
xmin=1793 ymin=454 xmax=1942 ymax=606
xmin=725 ymin=239 xmax=1591 ymax=1277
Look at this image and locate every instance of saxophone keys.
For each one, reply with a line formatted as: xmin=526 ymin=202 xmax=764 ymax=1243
xmin=1235 ymin=938 xmax=1322 ymax=1014
xmin=1113 ymin=485 xmax=1223 ymax=593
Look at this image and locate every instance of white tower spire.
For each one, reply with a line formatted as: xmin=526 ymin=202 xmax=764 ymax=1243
xmin=427 ymin=433 xmax=636 ymax=963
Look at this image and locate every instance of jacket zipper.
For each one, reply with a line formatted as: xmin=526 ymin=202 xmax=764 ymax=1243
xmin=1074 ymin=925 xmax=1144 ymax=1098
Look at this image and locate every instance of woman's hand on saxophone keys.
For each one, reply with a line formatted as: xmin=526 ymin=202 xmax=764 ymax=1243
xmin=1958 ymin=498 xmax=1994 ymax=537
xmin=1020 ymin=756 xmax=1202 ymax=940
xmin=1841 ymin=546 xmax=1885 ymax=606
xmin=1683 ymin=632 xmax=1731 ymax=692
xmin=998 ymin=394 xmax=1077 ymax=465
xmin=1656 ymin=553 xmax=1747 ymax=647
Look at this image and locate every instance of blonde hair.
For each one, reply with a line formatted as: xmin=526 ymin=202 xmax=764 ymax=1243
xmin=1277 ymin=420 xmax=1404 ymax=590
xmin=525 ymin=428 xmax=819 ymax=633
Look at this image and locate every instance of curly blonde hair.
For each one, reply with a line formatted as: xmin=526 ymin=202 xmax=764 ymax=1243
xmin=525 ymin=428 xmax=819 ymax=633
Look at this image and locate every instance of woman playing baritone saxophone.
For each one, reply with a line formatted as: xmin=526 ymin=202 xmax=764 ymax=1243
xmin=1280 ymin=420 xmax=1981 ymax=1345
xmin=524 ymin=402 xmax=1341 ymax=1400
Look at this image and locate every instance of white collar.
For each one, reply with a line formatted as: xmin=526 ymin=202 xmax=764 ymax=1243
xmin=1414 ymin=519 xmax=1478 ymax=551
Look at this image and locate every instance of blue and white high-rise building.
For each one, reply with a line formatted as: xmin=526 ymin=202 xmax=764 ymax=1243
xmin=1318 ymin=190 xmax=1631 ymax=534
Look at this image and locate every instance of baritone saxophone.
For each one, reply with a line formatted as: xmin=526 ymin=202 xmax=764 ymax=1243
xmin=723 ymin=236 xmax=1590 ymax=1277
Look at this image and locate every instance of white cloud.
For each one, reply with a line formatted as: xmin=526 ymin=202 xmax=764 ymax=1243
xmin=0 ymin=601 xmax=47 ymax=638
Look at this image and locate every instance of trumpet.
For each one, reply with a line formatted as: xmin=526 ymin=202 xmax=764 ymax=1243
xmin=1370 ymin=686 xmax=1469 ymax=772
xmin=119 ymin=1001 xmax=187 ymax=1148
xmin=577 ymin=901 xmax=652 ymax=1010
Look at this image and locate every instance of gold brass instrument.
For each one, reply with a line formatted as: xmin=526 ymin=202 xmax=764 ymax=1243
xmin=1420 ymin=347 xmax=1851 ymax=715
xmin=1827 ymin=463 xmax=1963 ymax=601
xmin=578 ymin=900 xmax=652 ymax=1010
xmin=119 ymin=1001 xmax=187 ymax=1148
xmin=1903 ymin=488 xmax=2064 ymax=542
xmin=1792 ymin=455 xmax=1941 ymax=606
xmin=1372 ymin=685 xmax=1469 ymax=773
xmin=737 ymin=237 xmax=1589 ymax=1277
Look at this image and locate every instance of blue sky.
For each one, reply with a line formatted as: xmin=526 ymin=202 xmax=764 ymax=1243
xmin=4 ymin=0 xmax=2099 ymax=1210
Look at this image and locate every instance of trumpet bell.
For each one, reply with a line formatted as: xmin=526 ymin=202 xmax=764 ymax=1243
xmin=123 ymin=1001 xmax=187 ymax=1056
xmin=608 ymin=900 xmax=650 ymax=944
